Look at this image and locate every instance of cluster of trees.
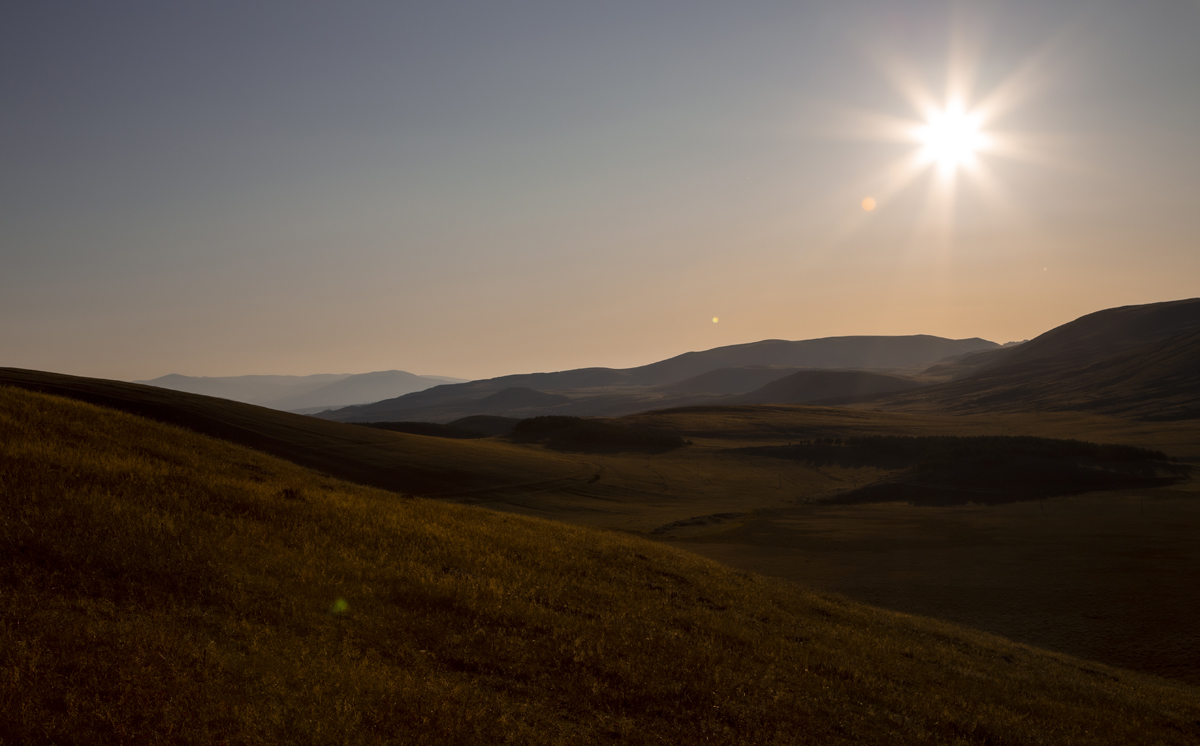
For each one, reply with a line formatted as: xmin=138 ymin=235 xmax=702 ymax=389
xmin=513 ymin=416 xmax=688 ymax=450
xmin=357 ymin=416 xmax=688 ymax=449
xmin=360 ymin=421 xmax=488 ymax=439
xmin=762 ymin=435 xmax=1168 ymax=468
xmin=753 ymin=435 xmax=1182 ymax=506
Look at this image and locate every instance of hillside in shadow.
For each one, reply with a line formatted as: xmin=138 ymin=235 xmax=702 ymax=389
xmin=736 ymin=370 xmax=924 ymax=405
xmin=5 ymin=383 xmax=1198 ymax=744
xmin=875 ymin=300 xmax=1200 ymax=420
xmin=748 ymin=435 xmax=1189 ymax=506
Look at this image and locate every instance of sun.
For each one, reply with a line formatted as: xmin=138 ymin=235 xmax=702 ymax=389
xmin=914 ymin=100 xmax=987 ymax=172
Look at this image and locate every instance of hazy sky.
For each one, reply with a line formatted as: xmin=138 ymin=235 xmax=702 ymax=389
xmin=4 ymin=1 xmax=1199 ymax=380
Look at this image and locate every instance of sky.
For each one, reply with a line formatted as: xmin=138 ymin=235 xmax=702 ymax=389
xmin=3 ymin=0 xmax=1199 ymax=381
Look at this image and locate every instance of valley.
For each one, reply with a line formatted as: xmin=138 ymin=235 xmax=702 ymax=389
xmin=4 ymin=296 xmax=1200 ymax=743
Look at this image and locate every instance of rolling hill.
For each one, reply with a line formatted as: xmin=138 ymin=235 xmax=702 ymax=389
xmin=319 ymin=335 xmax=994 ymax=423
xmin=0 ymin=367 xmax=587 ymax=498
xmin=877 ymin=298 xmax=1200 ymax=419
xmin=137 ymin=369 xmax=465 ymax=412
xmin=984 ymin=297 xmax=1200 ymax=371
xmin=621 ymin=334 xmax=997 ymax=385
xmin=6 ymin=365 xmax=1200 ymax=685
xmin=265 ymin=369 xmax=467 ymax=411
xmin=653 ymin=366 xmax=810 ymax=395
xmin=736 ymin=370 xmax=924 ymax=405
xmin=4 ymin=383 xmax=1198 ymax=744
xmin=134 ymin=372 xmax=348 ymax=404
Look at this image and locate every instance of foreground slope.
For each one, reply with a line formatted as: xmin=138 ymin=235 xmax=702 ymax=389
xmin=0 ymin=367 xmax=593 ymax=498
xmin=2 ymin=385 xmax=1199 ymax=744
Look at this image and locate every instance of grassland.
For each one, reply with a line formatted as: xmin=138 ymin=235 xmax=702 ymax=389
xmin=6 ymin=369 xmax=1200 ymax=693
xmin=5 ymin=384 xmax=1200 ymax=744
xmin=677 ymin=488 xmax=1200 ymax=686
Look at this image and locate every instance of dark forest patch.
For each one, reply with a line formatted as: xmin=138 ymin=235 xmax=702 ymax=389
xmin=359 ymin=421 xmax=489 ymax=439
xmin=747 ymin=435 xmax=1189 ymax=505
xmin=511 ymin=416 xmax=688 ymax=452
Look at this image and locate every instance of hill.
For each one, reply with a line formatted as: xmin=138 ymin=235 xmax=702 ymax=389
xmin=7 ymin=367 xmax=1200 ymax=684
xmin=320 ymin=335 xmax=995 ymax=423
xmin=654 ymin=366 xmax=809 ymax=395
xmin=984 ymin=297 xmax=1200 ymax=371
xmin=134 ymin=372 xmax=348 ymax=404
xmin=0 ymin=367 xmax=587 ymax=498
xmin=3 ymin=384 xmax=1198 ymax=744
xmin=266 ymin=369 xmax=469 ymax=411
xmin=879 ymin=300 xmax=1200 ymax=419
xmin=137 ymin=370 xmax=464 ymax=412
xmin=626 ymin=335 xmax=997 ymax=386
xmin=737 ymin=370 xmax=924 ymax=405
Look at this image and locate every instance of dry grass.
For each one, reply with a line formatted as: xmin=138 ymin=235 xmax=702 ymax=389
xmin=2 ymin=384 xmax=1199 ymax=744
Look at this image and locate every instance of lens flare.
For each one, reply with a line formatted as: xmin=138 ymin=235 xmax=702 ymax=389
xmin=915 ymin=101 xmax=987 ymax=172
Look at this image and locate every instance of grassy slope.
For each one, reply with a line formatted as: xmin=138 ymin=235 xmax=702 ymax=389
xmin=0 ymin=367 xmax=593 ymax=499
xmin=867 ymin=327 xmax=1200 ymax=421
xmin=0 ymin=369 xmax=860 ymax=532
xmin=3 ymin=385 xmax=1200 ymax=745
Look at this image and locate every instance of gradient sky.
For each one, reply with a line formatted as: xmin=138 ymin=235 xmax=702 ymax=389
xmin=3 ymin=1 xmax=1199 ymax=381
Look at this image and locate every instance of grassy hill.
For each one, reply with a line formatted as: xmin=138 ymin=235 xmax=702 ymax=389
xmin=878 ymin=327 xmax=1200 ymax=420
xmin=0 ymin=368 xmax=864 ymax=530
xmin=3 ymin=384 xmax=1199 ymax=744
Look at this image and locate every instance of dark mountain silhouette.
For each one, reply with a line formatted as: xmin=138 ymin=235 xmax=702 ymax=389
xmin=629 ymin=335 xmax=997 ymax=386
xmin=654 ymin=366 xmax=808 ymax=395
xmin=472 ymin=387 xmax=571 ymax=410
xmin=991 ymin=297 xmax=1200 ymax=370
xmin=320 ymin=335 xmax=996 ymax=423
xmin=737 ymin=370 xmax=925 ymax=405
xmin=920 ymin=345 xmax=1025 ymax=380
xmin=880 ymin=299 xmax=1200 ymax=419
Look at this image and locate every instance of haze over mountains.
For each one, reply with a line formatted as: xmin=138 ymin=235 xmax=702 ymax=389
xmin=135 ymin=370 xmax=466 ymax=412
xmin=318 ymin=334 xmax=997 ymax=423
xmin=306 ymin=298 xmax=1199 ymax=425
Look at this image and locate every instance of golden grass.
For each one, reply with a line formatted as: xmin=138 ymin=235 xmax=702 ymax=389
xmin=2 ymin=384 xmax=1199 ymax=744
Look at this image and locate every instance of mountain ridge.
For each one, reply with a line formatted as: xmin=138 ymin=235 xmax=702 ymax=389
xmin=871 ymin=298 xmax=1200 ymax=419
xmin=319 ymin=334 xmax=995 ymax=423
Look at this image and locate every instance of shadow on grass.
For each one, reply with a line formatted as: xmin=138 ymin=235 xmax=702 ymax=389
xmin=745 ymin=435 xmax=1190 ymax=506
xmin=508 ymin=416 xmax=689 ymax=454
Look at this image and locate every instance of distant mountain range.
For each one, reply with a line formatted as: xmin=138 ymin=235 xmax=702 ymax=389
xmin=122 ymin=297 xmax=1200 ymax=425
xmin=134 ymin=370 xmax=466 ymax=412
xmin=317 ymin=335 xmax=998 ymax=423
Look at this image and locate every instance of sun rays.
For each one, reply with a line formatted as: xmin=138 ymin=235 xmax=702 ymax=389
xmin=834 ymin=29 xmax=1064 ymax=240
xmin=914 ymin=100 xmax=988 ymax=173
